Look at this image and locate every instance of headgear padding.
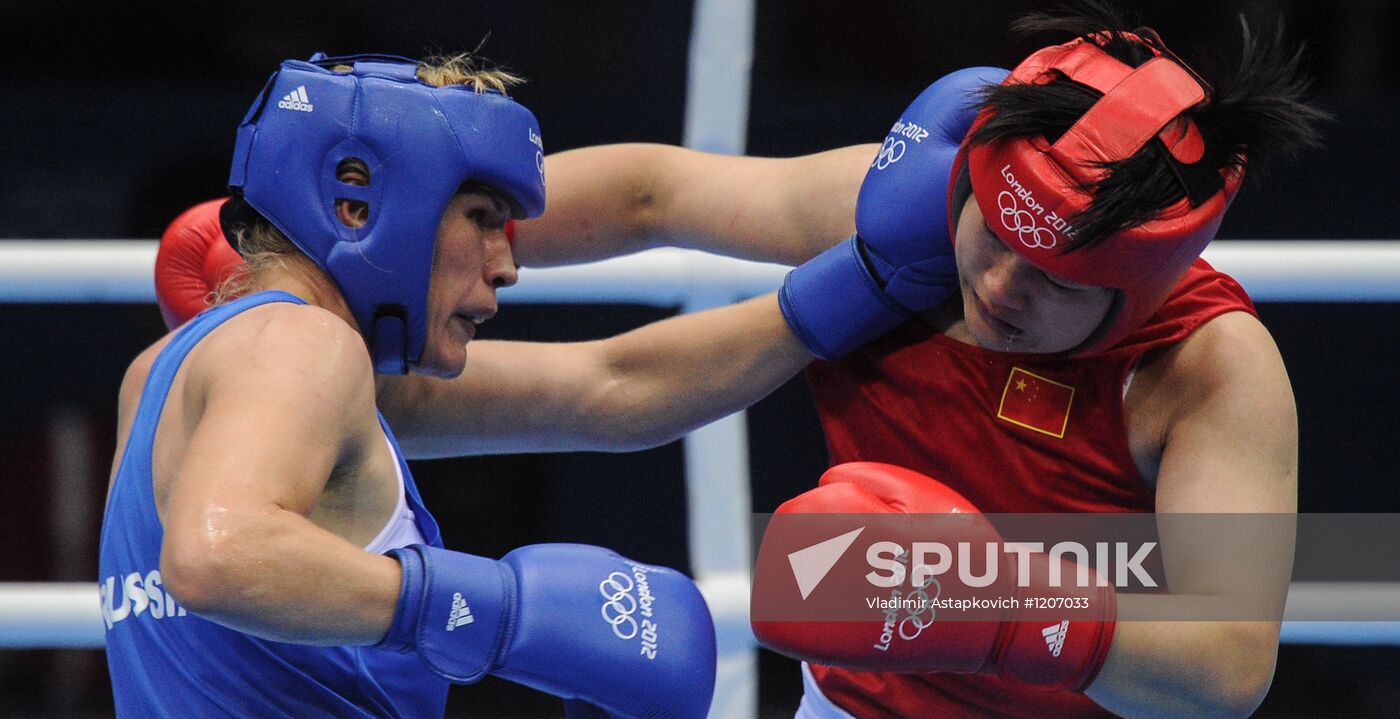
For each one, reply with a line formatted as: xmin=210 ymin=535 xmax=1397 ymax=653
xmin=228 ymin=54 xmax=546 ymax=374
xmin=954 ymin=33 xmax=1242 ymax=355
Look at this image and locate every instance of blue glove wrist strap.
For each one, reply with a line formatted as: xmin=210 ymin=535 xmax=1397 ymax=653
xmin=380 ymin=544 xmax=516 ymax=684
xmin=779 ymin=236 xmax=911 ymax=360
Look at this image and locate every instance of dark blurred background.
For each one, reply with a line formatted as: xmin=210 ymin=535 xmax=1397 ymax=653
xmin=2 ymin=0 xmax=1398 ymax=716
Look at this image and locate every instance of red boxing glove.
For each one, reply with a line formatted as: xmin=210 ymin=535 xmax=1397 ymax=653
xmin=752 ymin=462 xmax=1116 ymax=692
xmin=154 ymin=198 xmax=246 ymax=329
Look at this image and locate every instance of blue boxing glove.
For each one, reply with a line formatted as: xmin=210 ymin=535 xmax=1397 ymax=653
xmin=380 ymin=544 xmax=716 ymax=719
xmin=779 ymin=66 xmax=1009 ymax=359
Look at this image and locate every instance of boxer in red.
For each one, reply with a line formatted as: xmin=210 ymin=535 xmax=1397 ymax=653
xmin=154 ymin=2 xmax=1324 ymax=715
xmin=526 ymin=6 xmax=1320 ymax=716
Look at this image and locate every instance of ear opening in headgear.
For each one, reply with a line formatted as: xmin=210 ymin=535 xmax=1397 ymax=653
xmin=334 ymin=158 xmax=372 ymax=228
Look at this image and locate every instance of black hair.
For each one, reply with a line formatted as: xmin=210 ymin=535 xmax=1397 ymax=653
xmin=964 ymin=0 xmax=1330 ymax=250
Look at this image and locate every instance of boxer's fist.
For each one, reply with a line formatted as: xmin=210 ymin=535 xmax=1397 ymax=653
xmin=753 ymin=463 xmax=1003 ymax=674
xmin=154 ymin=199 xmax=245 ymax=329
xmin=752 ymin=462 xmax=1116 ymax=691
xmin=383 ymin=543 xmax=716 ymax=719
xmin=778 ymin=67 xmax=1008 ymax=359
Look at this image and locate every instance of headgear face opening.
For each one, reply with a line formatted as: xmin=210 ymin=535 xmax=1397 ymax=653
xmin=952 ymin=33 xmax=1243 ymax=355
xmin=227 ymin=54 xmax=547 ymax=374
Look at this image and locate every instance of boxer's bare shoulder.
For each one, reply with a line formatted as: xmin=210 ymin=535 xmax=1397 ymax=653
xmin=1126 ymin=311 xmax=1296 ymax=506
xmin=116 ymin=302 xmax=385 ymax=525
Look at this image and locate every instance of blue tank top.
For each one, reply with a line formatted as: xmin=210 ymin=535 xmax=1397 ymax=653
xmin=99 ymin=291 xmax=449 ymax=718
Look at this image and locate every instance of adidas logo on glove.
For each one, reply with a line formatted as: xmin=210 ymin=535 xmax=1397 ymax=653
xmin=1042 ymin=620 xmax=1069 ymax=657
xmin=446 ymin=592 xmax=474 ymax=631
xmin=277 ymin=85 xmax=314 ymax=113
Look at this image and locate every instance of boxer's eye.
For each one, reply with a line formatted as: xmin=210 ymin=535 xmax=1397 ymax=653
xmin=468 ymin=207 xmax=508 ymax=231
xmin=1044 ymin=272 xmax=1098 ymax=294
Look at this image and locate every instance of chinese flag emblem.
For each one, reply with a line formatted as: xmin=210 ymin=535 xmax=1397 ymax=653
xmin=997 ymin=367 xmax=1075 ymax=438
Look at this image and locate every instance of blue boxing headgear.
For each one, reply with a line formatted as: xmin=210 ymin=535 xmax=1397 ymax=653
xmin=227 ymin=53 xmax=546 ymax=374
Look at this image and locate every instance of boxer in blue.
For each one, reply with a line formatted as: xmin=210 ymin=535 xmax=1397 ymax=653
xmin=100 ymin=54 xmax=725 ymax=718
xmin=132 ymin=50 xmax=994 ymax=717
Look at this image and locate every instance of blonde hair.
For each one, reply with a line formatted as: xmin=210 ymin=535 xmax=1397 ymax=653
xmin=213 ymin=52 xmax=524 ymax=305
xmin=414 ymin=53 xmax=523 ymax=92
xmin=211 ymin=222 xmax=305 ymax=306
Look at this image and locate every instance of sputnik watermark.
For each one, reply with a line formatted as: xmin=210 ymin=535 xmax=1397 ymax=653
xmin=864 ymin=540 xmax=1158 ymax=589
xmin=753 ymin=512 xmax=1306 ymax=625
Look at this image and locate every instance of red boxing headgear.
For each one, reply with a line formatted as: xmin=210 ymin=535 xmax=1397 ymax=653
xmin=954 ymin=32 xmax=1243 ymax=354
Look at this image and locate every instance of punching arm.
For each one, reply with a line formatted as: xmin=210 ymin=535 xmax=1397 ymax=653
xmin=511 ymin=143 xmax=874 ymax=267
xmin=379 ymin=293 xmax=810 ymax=457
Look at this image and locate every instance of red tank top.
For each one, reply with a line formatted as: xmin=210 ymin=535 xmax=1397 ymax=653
xmin=804 ymin=261 xmax=1255 ymax=718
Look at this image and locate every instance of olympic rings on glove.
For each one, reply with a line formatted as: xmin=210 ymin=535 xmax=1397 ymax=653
xmin=599 ymin=571 xmax=640 ymax=640
xmin=897 ymin=575 xmax=942 ymax=641
xmin=873 ymin=137 xmax=906 ymax=170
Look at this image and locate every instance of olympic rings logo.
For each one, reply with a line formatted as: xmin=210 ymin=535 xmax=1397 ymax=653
xmin=997 ymin=191 xmax=1057 ymax=249
xmin=872 ymin=137 xmax=906 ymax=171
xmin=599 ymin=571 xmax=639 ymax=640
xmin=896 ymin=576 xmax=941 ymax=641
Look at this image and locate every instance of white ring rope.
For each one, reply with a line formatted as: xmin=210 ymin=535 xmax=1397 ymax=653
xmin=2 ymin=581 xmax=1397 ymax=649
xmin=3 ymin=241 xmax=1400 ymax=304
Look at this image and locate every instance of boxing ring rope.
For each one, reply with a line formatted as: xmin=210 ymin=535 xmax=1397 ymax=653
xmin=7 ymin=239 xmax=1400 ymax=304
xmin=6 ymin=580 xmax=1395 ymax=649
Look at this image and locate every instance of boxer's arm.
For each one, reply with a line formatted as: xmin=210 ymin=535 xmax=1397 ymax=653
xmin=378 ymin=293 xmax=810 ymax=458
xmin=511 ymin=143 xmax=875 ymax=267
xmin=159 ymin=306 xmax=401 ymax=644
xmin=1085 ymin=312 xmax=1297 ymax=718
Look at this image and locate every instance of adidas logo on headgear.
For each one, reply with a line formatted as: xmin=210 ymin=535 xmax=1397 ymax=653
xmin=277 ymin=85 xmax=314 ymax=113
